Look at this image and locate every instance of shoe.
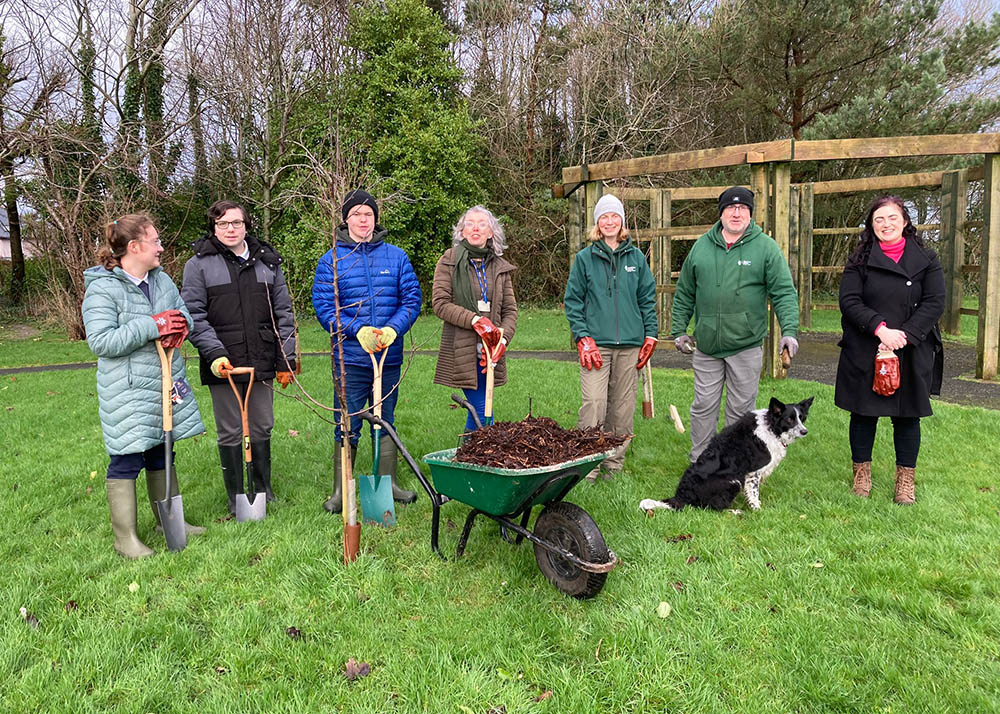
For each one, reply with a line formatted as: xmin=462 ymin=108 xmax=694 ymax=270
xmin=380 ymin=436 xmax=416 ymax=504
xmin=851 ymin=461 xmax=871 ymax=498
xmin=894 ymin=465 xmax=915 ymax=505
xmin=146 ymin=469 xmax=206 ymax=536
xmin=106 ymin=478 xmax=154 ymax=559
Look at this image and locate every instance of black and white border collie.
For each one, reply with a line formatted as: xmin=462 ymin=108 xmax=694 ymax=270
xmin=640 ymin=396 xmax=814 ymax=512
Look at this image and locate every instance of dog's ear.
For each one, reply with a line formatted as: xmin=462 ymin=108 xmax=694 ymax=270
xmin=799 ymin=396 xmax=814 ymax=414
xmin=768 ymin=396 xmax=784 ymax=416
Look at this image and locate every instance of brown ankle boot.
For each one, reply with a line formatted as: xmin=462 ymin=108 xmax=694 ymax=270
xmin=894 ymin=465 xmax=915 ymax=505
xmin=851 ymin=462 xmax=872 ymax=498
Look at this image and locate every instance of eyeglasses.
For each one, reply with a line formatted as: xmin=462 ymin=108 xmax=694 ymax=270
xmin=133 ymin=238 xmax=163 ymax=248
xmin=215 ymin=220 xmax=245 ymax=230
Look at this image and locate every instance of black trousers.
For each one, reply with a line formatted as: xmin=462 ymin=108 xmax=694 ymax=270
xmin=849 ymin=413 xmax=921 ymax=468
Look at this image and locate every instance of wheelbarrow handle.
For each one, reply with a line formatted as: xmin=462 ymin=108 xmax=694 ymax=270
xmin=450 ymin=393 xmax=483 ymax=431
xmin=356 ymin=410 xmax=440 ymax=506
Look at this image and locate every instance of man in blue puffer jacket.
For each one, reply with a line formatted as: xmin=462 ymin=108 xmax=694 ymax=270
xmin=312 ymin=189 xmax=422 ymax=513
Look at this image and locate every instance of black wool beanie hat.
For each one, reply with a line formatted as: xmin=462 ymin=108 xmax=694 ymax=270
xmin=718 ymin=186 xmax=754 ymax=216
xmin=342 ymin=189 xmax=379 ymax=224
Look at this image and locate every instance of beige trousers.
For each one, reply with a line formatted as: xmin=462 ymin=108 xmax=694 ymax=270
xmin=578 ymin=345 xmax=639 ymax=471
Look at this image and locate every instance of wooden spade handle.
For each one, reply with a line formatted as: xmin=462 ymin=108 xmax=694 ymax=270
xmin=781 ymin=347 xmax=792 ymax=369
xmin=155 ymin=339 xmax=174 ymax=432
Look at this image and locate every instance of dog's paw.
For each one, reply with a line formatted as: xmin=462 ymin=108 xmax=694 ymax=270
xmin=639 ymin=499 xmax=669 ymax=513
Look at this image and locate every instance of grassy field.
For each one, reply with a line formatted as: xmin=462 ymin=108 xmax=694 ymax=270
xmin=3 ymin=345 xmax=1000 ymax=712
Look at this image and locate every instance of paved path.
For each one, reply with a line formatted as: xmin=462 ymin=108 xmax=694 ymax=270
xmin=3 ymin=333 xmax=998 ymax=410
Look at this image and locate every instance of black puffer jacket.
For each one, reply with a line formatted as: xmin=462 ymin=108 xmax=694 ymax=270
xmin=181 ymin=234 xmax=297 ymax=385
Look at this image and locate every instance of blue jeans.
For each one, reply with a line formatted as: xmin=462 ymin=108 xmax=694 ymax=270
xmin=333 ymin=362 xmax=401 ymax=445
xmin=107 ymin=444 xmax=173 ymax=479
xmin=461 ymin=366 xmax=487 ymax=431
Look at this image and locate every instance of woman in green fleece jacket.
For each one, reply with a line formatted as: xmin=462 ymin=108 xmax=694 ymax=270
xmin=564 ymin=194 xmax=658 ymax=478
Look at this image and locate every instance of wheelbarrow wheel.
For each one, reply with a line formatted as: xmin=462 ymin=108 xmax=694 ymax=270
xmin=532 ymin=501 xmax=609 ymax=599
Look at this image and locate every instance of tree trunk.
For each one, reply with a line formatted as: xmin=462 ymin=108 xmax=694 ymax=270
xmin=2 ymin=158 xmax=26 ymax=305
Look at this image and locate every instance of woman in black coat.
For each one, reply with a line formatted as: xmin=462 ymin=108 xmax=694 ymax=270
xmin=835 ymin=196 xmax=944 ymax=505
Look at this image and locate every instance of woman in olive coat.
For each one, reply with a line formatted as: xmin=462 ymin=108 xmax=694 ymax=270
xmin=432 ymin=206 xmax=517 ymax=432
xmin=835 ymin=196 xmax=944 ymax=505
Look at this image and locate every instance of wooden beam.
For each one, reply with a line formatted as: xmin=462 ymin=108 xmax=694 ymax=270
xmin=568 ymin=187 xmax=583 ymax=271
xmin=799 ymin=184 xmax=815 ymax=328
xmin=941 ymin=170 xmax=968 ymax=335
xmin=561 ymin=140 xmax=793 ymax=184
xmin=634 ymin=224 xmax=714 ymax=239
xmin=978 ymin=154 xmax=1000 ymax=380
xmin=793 ymin=134 xmax=1000 ymax=162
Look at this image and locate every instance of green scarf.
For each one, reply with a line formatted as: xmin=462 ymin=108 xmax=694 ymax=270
xmin=451 ymin=239 xmax=491 ymax=314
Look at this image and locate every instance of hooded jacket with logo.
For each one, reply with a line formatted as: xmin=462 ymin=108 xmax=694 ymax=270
xmin=564 ymin=237 xmax=658 ymax=347
xmin=312 ymin=224 xmax=422 ymax=368
xmin=670 ymin=221 xmax=798 ymax=358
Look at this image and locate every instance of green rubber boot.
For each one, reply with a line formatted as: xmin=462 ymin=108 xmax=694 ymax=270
xmin=218 ymin=444 xmax=244 ymax=515
xmin=379 ymin=436 xmax=416 ymax=504
xmin=324 ymin=443 xmax=357 ymax=513
xmin=146 ymin=470 xmax=206 ymax=536
xmin=106 ymin=478 xmax=154 ymax=559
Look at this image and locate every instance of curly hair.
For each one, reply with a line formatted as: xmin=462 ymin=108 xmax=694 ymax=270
xmin=847 ymin=195 xmax=923 ymax=267
xmin=452 ymin=205 xmax=507 ymax=256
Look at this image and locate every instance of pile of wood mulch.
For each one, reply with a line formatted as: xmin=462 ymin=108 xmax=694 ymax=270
xmin=454 ymin=416 xmax=627 ymax=470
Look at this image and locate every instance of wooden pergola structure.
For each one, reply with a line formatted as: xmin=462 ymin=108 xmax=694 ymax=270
xmin=554 ymin=134 xmax=1000 ymax=381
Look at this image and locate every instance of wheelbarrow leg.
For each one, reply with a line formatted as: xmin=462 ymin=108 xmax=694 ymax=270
xmin=513 ymin=509 xmax=532 ymax=545
xmin=430 ymin=495 xmax=446 ymax=562
xmin=457 ymin=509 xmax=482 ymax=558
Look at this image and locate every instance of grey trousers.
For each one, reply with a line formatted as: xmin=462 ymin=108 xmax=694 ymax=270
xmin=578 ymin=345 xmax=639 ymax=471
xmin=208 ymin=381 xmax=275 ymax=445
xmin=689 ymin=345 xmax=763 ymax=462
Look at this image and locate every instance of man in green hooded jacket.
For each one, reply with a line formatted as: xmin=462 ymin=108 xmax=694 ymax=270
xmin=671 ymin=187 xmax=799 ymax=462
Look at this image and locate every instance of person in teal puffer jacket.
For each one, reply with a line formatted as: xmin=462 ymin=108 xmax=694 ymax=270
xmin=82 ymin=214 xmax=205 ymax=558
xmin=564 ymin=194 xmax=658 ymax=478
xmin=670 ymin=187 xmax=799 ymax=462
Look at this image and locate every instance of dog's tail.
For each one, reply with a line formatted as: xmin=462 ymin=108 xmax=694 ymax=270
xmin=639 ymin=498 xmax=680 ymax=513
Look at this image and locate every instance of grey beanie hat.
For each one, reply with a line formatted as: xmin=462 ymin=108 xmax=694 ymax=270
xmin=718 ymin=186 xmax=754 ymax=216
xmin=593 ymin=194 xmax=626 ymax=225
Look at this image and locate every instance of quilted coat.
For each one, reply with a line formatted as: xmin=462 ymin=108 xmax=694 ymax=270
xmin=82 ymin=265 xmax=205 ymax=455
xmin=432 ymin=247 xmax=517 ymax=390
xmin=312 ymin=225 xmax=422 ymax=368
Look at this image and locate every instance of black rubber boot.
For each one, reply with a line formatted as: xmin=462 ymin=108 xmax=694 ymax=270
xmin=146 ymin=469 xmax=206 ymax=536
xmin=251 ymin=439 xmax=274 ymax=502
xmin=218 ymin=443 xmax=244 ymax=515
xmin=380 ymin=436 xmax=416 ymax=504
xmin=324 ymin=443 xmax=357 ymax=513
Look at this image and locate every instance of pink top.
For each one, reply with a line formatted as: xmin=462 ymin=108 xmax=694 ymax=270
xmin=879 ymin=237 xmax=905 ymax=263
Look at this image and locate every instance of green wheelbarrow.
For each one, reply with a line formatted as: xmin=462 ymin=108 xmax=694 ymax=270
xmin=356 ymin=409 xmax=619 ymax=599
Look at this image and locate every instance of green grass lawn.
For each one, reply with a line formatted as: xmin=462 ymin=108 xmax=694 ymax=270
xmin=3 ymin=352 xmax=1000 ymax=713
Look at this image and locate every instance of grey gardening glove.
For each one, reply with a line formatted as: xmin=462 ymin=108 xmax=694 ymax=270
xmin=779 ymin=336 xmax=799 ymax=359
xmin=674 ymin=335 xmax=695 ymax=354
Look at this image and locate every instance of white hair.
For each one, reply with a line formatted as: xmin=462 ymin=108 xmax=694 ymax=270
xmin=452 ymin=205 xmax=507 ymax=256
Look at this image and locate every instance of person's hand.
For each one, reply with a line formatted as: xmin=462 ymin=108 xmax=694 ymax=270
xmin=377 ymin=326 xmax=397 ymax=350
xmin=357 ymin=326 xmax=383 ymax=353
xmin=479 ymin=338 xmax=507 ymax=373
xmin=276 ymin=371 xmax=294 ymax=389
xmin=778 ymin=336 xmax=799 ymax=359
xmin=875 ymin=325 xmax=907 ymax=351
xmin=153 ymin=310 xmax=186 ymax=339
xmin=161 ymin=325 xmax=187 ymax=349
xmin=636 ymin=337 xmax=657 ymax=370
xmin=471 ymin=316 xmax=501 ymax=351
xmin=674 ymin=335 xmax=695 ymax=354
xmin=211 ymin=356 xmax=233 ymax=378
xmin=576 ymin=337 xmax=602 ymax=370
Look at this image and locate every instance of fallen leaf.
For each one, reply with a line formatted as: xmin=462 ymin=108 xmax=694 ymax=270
xmin=12 ymin=483 xmax=18 ymax=491
xmin=458 ymin=707 xmax=475 ymax=714
xmin=356 ymin=591 xmax=370 ymax=603
xmin=285 ymin=626 xmax=301 ymax=639
xmin=594 ymin=637 xmax=602 ymax=661
xmin=656 ymin=601 xmax=672 ymax=618
xmin=534 ymin=690 xmax=553 ymax=702
xmin=89 ymin=471 xmax=97 ymax=480
xmin=811 ymin=561 xmax=824 ymax=568
xmin=487 ymin=707 xmax=507 ymax=714
xmin=19 ymin=607 xmax=39 ymax=629
xmin=128 ymin=582 xmax=139 ymax=593
xmin=215 ymin=666 xmax=228 ymax=675
xmin=288 ymin=429 xmax=299 ymax=437
xmin=446 ymin=519 xmax=457 ymax=530
xmin=766 ymin=562 xmax=776 ymax=571
xmin=85 ymin=486 xmax=92 ymax=495
xmin=667 ymin=533 xmax=692 ymax=543
xmin=671 ymin=581 xmax=685 ymax=592
xmin=800 ymin=514 xmax=807 ymax=520
xmin=978 ymin=486 xmax=993 ymax=493
xmin=344 ymin=658 xmax=371 ymax=681
xmin=685 ymin=556 xmax=699 ymax=564
xmin=64 ymin=600 xmax=78 ymax=612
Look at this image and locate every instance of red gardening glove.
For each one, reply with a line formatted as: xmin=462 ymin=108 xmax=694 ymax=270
xmin=164 ymin=320 xmax=189 ymax=348
xmin=636 ymin=337 xmax=657 ymax=370
xmin=471 ymin=316 xmax=502 ymax=351
xmin=873 ymin=347 xmax=900 ymax=396
xmin=276 ymin=371 xmax=294 ymax=389
xmin=152 ymin=310 xmax=186 ymax=340
xmin=576 ymin=337 xmax=602 ymax=370
xmin=479 ymin=339 xmax=507 ymax=373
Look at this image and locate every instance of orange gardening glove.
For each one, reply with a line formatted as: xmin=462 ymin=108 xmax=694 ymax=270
xmin=636 ymin=337 xmax=657 ymax=370
xmin=472 ymin=316 xmax=501 ymax=352
xmin=276 ymin=371 xmax=294 ymax=389
xmin=576 ymin=337 xmax=602 ymax=370
xmin=873 ymin=347 xmax=900 ymax=396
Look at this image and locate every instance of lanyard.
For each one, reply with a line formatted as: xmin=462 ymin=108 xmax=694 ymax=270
xmin=470 ymin=259 xmax=488 ymax=303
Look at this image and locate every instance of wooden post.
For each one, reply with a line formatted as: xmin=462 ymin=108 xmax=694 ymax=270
xmin=799 ymin=184 xmax=814 ymax=328
xmin=652 ymin=189 xmax=672 ymax=336
xmin=940 ymin=169 xmax=968 ymax=335
xmin=568 ymin=187 xmax=583 ymax=271
xmin=978 ymin=155 xmax=1000 ymax=380
xmin=750 ymin=164 xmax=769 ymax=233
xmin=768 ymin=162 xmax=792 ymax=379
xmin=789 ymin=186 xmax=801 ymax=291
xmin=584 ymin=181 xmax=603 ymax=238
